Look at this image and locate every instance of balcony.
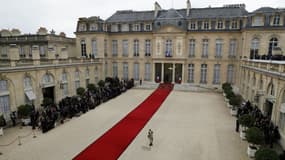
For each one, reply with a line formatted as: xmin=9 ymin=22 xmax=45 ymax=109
xmin=241 ymin=59 xmax=285 ymax=79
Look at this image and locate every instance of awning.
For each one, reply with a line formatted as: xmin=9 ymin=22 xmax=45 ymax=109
xmin=25 ymin=90 xmax=36 ymax=100
xmin=281 ymin=104 xmax=285 ymax=113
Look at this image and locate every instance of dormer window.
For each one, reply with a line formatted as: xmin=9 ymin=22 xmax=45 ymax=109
xmin=273 ymin=15 xmax=280 ymax=26
xmin=133 ymin=24 xmax=140 ymax=31
xmin=89 ymin=23 xmax=97 ymax=31
xmin=190 ymin=22 xmax=196 ymax=30
xmin=78 ymin=23 xmax=87 ymax=31
xmin=231 ymin=20 xmax=238 ymax=29
xmin=145 ymin=24 xmax=151 ymax=31
xmin=121 ymin=24 xmax=129 ymax=32
xmin=252 ymin=16 xmax=263 ymax=26
xmin=111 ymin=24 xmax=118 ymax=32
xmin=203 ymin=21 xmax=209 ymax=30
xmin=217 ymin=20 xmax=223 ymax=29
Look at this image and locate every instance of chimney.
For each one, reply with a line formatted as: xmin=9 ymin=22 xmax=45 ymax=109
xmin=154 ymin=2 xmax=162 ymax=18
xmin=187 ymin=0 xmax=191 ymax=16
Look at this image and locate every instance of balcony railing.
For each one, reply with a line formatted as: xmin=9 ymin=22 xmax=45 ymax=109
xmin=242 ymin=59 xmax=285 ymax=79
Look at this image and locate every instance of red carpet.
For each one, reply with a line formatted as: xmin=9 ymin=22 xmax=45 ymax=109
xmin=74 ymin=83 xmax=173 ymax=160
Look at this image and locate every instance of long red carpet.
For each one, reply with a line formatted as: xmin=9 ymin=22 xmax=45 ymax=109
xmin=74 ymin=83 xmax=173 ymax=160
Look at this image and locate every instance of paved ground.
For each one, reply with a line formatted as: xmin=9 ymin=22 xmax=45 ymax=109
xmin=0 ymin=89 xmax=249 ymax=160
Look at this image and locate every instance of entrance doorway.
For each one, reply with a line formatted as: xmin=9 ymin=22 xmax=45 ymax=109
xmin=175 ymin=64 xmax=182 ymax=83
xmin=164 ymin=63 xmax=173 ymax=83
xmin=42 ymin=87 xmax=55 ymax=102
xmin=264 ymin=100 xmax=273 ymax=118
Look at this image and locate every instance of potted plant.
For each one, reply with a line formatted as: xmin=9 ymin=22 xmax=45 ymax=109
xmin=97 ymin=80 xmax=105 ymax=88
xmin=222 ymin=82 xmax=232 ymax=96
xmin=230 ymin=94 xmax=242 ymax=116
xmin=17 ymin=104 xmax=33 ymax=125
xmin=0 ymin=115 xmax=6 ymax=135
xmin=238 ymin=114 xmax=255 ymax=140
xmin=246 ymin=127 xmax=264 ymax=157
xmin=254 ymin=148 xmax=279 ymax=160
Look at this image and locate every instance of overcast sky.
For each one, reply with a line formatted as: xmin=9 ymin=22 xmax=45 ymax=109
xmin=1 ymin=0 xmax=284 ymax=37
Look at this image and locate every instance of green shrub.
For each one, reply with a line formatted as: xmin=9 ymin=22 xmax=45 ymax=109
xmin=229 ymin=94 xmax=243 ymax=106
xmin=255 ymin=148 xmax=279 ymax=160
xmin=76 ymin=87 xmax=86 ymax=96
xmin=239 ymin=114 xmax=255 ymax=127
xmin=87 ymin=83 xmax=96 ymax=92
xmin=17 ymin=104 xmax=33 ymax=118
xmin=98 ymin=80 xmax=105 ymax=88
xmin=222 ymin=82 xmax=232 ymax=90
xmin=226 ymin=90 xmax=234 ymax=99
xmin=246 ymin=127 xmax=264 ymax=145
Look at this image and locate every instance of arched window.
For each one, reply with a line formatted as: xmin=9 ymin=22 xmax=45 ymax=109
xmin=61 ymin=72 xmax=68 ymax=97
xmin=24 ymin=77 xmax=32 ymax=90
xmin=0 ymin=80 xmax=10 ymax=115
xmin=250 ymin=38 xmax=259 ymax=59
xmin=268 ymin=38 xmax=278 ymax=56
xmin=42 ymin=74 xmax=54 ymax=84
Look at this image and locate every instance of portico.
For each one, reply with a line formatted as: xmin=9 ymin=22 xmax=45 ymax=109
xmin=153 ymin=62 xmax=185 ymax=84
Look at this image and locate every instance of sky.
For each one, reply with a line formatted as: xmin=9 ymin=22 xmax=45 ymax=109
xmin=0 ymin=0 xmax=284 ymax=37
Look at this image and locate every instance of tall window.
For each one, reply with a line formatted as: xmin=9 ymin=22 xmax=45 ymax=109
xmin=122 ymin=40 xmax=128 ymax=57
xmin=203 ymin=21 xmax=209 ymax=30
xmin=190 ymin=22 xmax=196 ymax=30
xmin=91 ymin=40 xmax=97 ymax=57
xmin=0 ymin=80 xmax=10 ymax=114
xmin=78 ymin=23 xmax=87 ymax=31
xmin=231 ymin=20 xmax=238 ymax=29
xmin=188 ymin=64 xmax=194 ymax=83
xmin=123 ymin=63 xmax=128 ymax=80
xmin=104 ymin=39 xmax=108 ymax=57
xmin=112 ymin=40 xmax=118 ymax=56
xmin=19 ymin=46 xmax=25 ymax=58
xmin=200 ymin=64 xmax=207 ymax=84
xmin=134 ymin=63 xmax=139 ymax=81
xmin=62 ymin=72 xmax=68 ymax=97
xmin=145 ymin=40 xmax=151 ymax=56
xmin=104 ymin=62 xmax=108 ymax=77
xmin=268 ymin=37 xmax=278 ymax=56
xmin=250 ymin=38 xmax=260 ymax=59
xmin=40 ymin=46 xmax=46 ymax=57
xmin=227 ymin=64 xmax=234 ymax=84
xmin=89 ymin=23 xmax=97 ymax=31
xmin=81 ymin=40 xmax=87 ymax=57
xmin=133 ymin=40 xmax=139 ymax=56
xmin=273 ymin=15 xmax=280 ymax=26
xmin=229 ymin=39 xmax=237 ymax=57
xmin=24 ymin=77 xmax=32 ymax=90
xmin=133 ymin=24 xmax=140 ymax=31
xmin=1 ymin=46 xmax=8 ymax=57
xmin=217 ymin=20 xmax=223 ymax=29
xmin=145 ymin=24 xmax=151 ymax=31
xmin=165 ymin=40 xmax=172 ymax=57
xmin=189 ymin=39 xmax=195 ymax=57
xmin=112 ymin=62 xmax=118 ymax=77
xmin=253 ymin=16 xmax=263 ymax=26
xmin=202 ymin=39 xmax=208 ymax=58
xmin=215 ymin=39 xmax=223 ymax=58
xmin=213 ymin=64 xmax=220 ymax=84
xmin=74 ymin=71 xmax=80 ymax=90
xmin=145 ymin=63 xmax=151 ymax=81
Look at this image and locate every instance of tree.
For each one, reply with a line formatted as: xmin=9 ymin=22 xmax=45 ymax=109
xmin=17 ymin=104 xmax=33 ymax=118
xmin=98 ymin=80 xmax=105 ymax=88
xmin=76 ymin=87 xmax=86 ymax=96
xmin=87 ymin=83 xmax=96 ymax=92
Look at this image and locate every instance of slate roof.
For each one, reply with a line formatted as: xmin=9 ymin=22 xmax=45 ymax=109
xmin=252 ymin=7 xmax=276 ymax=13
xmin=106 ymin=7 xmax=248 ymax=23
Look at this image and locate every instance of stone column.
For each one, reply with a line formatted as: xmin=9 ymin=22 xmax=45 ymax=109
xmin=172 ymin=63 xmax=175 ymax=83
xmin=182 ymin=63 xmax=185 ymax=84
xmin=161 ymin=63 xmax=164 ymax=83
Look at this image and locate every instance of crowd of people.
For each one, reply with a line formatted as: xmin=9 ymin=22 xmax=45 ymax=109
xmin=9 ymin=77 xmax=134 ymax=133
xmin=236 ymin=100 xmax=280 ymax=148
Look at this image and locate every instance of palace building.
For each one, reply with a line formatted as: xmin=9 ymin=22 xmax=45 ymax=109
xmin=75 ymin=1 xmax=285 ymax=147
xmin=1 ymin=0 xmax=285 ymax=148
